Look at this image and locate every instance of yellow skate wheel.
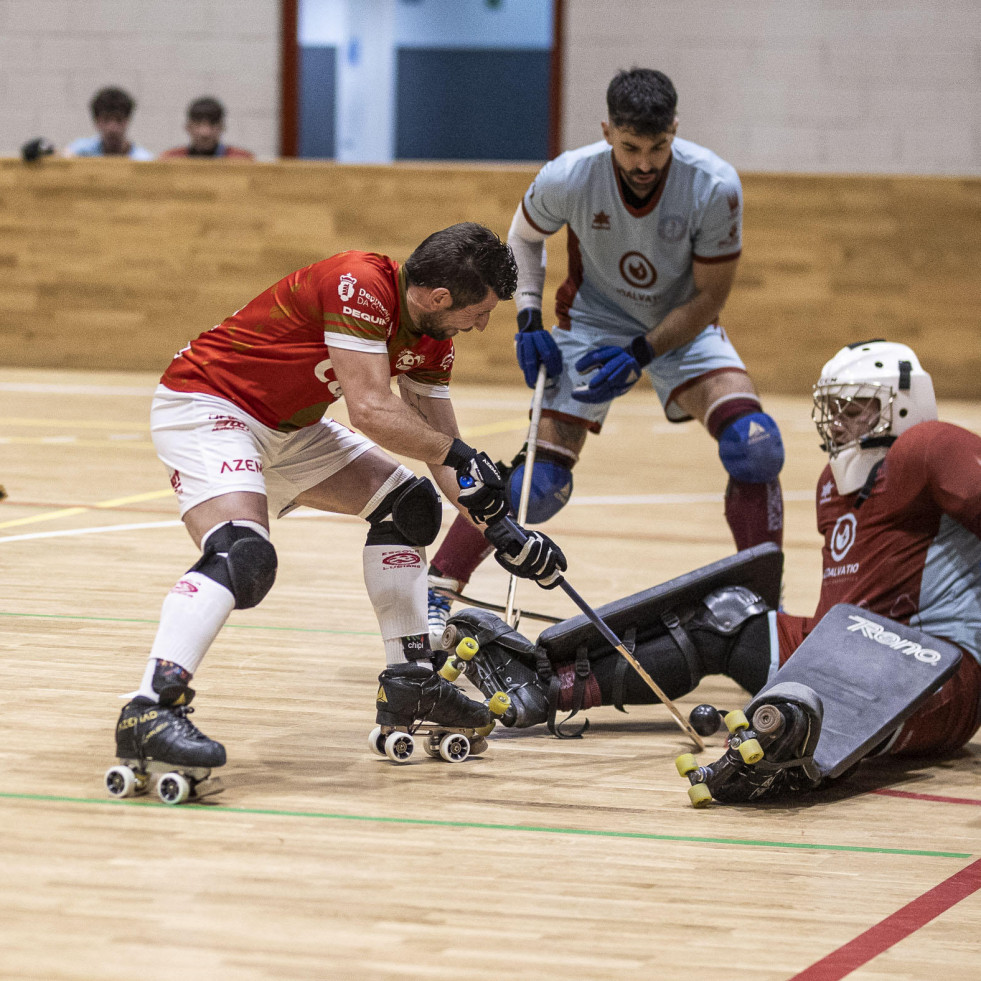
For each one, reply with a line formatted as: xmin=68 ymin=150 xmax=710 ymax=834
xmin=438 ymin=661 xmax=463 ymax=682
xmin=724 ymin=709 xmax=749 ymax=734
xmin=474 ymin=720 xmax=496 ymax=738
xmin=675 ymin=753 xmax=699 ymax=777
xmin=487 ymin=691 xmax=511 ymax=716
xmin=455 ymin=637 xmax=479 ymax=661
xmin=688 ymin=783 xmax=713 ymax=808
xmin=738 ymin=738 xmax=764 ymax=764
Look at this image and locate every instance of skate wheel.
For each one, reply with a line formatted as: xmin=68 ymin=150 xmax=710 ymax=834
xmin=157 ymin=771 xmax=191 ymax=805
xmin=469 ymin=736 xmax=488 ymax=756
xmin=675 ymin=753 xmax=699 ymax=777
xmin=737 ymin=738 xmax=764 ymax=765
xmin=688 ymin=783 xmax=713 ymax=808
xmin=384 ymin=730 xmax=415 ymax=763
xmin=752 ymin=703 xmax=785 ymax=736
xmin=368 ymin=726 xmax=386 ymax=756
xmin=723 ymin=709 xmax=750 ymax=734
xmin=438 ymin=624 xmax=459 ymax=651
xmin=454 ymin=637 xmax=479 ymax=661
xmin=438 ymin=732 xmax=470 ymax=763
xmin=438 ymin=661 xmax=463 ymax=682
xmin=487 ymin=691 xmax=511 ymax=717
xmin=105 ymin=764 xmax=138 ymax=798
xmin=423 ymin=738 xmax=441 ymax=758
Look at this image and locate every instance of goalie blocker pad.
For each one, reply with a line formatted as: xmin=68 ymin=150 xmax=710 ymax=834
xmin=756 ymin=604 xmax=961 ymax=779
xmin=537 ymin=543 xmax=783 ymax=663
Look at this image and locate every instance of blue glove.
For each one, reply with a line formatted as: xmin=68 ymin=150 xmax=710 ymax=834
xmin=571 ymin=336 xmax=656 ymax=404
xmin=514 ymin=308 xmax=562 ymax=388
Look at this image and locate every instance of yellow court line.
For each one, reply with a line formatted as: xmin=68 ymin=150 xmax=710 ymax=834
xmin=0 ymin=489 xmax=173 ymax=530
xmin=0 ymin=417 xmax=147 ymax=430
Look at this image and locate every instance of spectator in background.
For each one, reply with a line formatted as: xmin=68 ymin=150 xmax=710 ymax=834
xmin=65 ymin=86 xmax=153 ymax=160
xmin=159 ymin=97 xmax=254 ymax=160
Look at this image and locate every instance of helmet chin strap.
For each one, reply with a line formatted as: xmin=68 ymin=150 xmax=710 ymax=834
xmin=829 ymin=442 xmax=891 ymax=495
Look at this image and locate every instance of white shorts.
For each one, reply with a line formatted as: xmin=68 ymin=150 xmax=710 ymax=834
xmin=151 ymin=386 xmax=374 ymax=518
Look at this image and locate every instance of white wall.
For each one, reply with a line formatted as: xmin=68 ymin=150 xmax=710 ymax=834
xmin=562 ymin=0 xmax=981 ymax=175
xmin=0 ymin=0 xmax=280 ymax=158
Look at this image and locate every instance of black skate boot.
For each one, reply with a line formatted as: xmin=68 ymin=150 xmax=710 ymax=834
xmin=441 ymin=608 xmax=549 ymax=728
xmin=677 ymin=682 xmax=824 ymax=807
xmin=375 ymin=662 xmax=494 ymax=730
xmin=371 ymin=662 xmax=510 ymax=764
xmin=106 ymin=661 xmax=225 ymax=804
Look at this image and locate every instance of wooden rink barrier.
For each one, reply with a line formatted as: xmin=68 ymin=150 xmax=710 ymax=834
xmin=1 ymin=157 xmax=980 ymax=395
xmin=1 ymin=366 xmax=979 ymax=979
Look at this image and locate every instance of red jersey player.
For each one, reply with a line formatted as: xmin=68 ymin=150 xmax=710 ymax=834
xmin=443 ymin=340 xmax=981 ymax=801
xmin=106 ymin=223 xmax=567 ymax=801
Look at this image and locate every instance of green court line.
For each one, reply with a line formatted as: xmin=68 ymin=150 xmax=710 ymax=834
xmin=0 ymin=610 xmax=379 ymax=636
xmin=0 ymin=792 xmax=970 ymax=858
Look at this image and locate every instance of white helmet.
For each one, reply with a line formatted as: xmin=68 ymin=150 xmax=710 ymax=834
xmin=812 ymin=339 xmax=937 ymax=494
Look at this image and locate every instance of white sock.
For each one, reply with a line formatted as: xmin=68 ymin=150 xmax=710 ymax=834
xmin=363 ymin=543 xmax=430 ymax=666
xmin=134 ymin=571 xmax=236 ymax=699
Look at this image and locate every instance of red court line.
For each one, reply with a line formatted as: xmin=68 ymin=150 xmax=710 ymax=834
xmin=873 ymin=788 xmax=981 ymax=806
xmin=788 ymin=857 xmax=981 ymax=980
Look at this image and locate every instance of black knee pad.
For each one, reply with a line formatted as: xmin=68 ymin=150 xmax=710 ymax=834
xmin=366 ymin=475 xmax=441 ymax=547
xmin=191 ymin=522 xmax=277 ymax=609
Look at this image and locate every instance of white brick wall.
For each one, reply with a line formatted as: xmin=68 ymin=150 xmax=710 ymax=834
xmin=1 ymin=0 xmax=977 ymax=173
xmin=0 ymin=0 xmax=280 ymax=158
xmin=562 ymin=0 xmax=981 ymax=174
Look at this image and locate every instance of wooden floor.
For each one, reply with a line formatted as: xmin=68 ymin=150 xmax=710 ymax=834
xmin=1 ymin=368 xmax=978 ymax=981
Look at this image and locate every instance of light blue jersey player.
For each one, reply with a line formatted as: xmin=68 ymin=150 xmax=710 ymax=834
xmin=427 ymin=69 xmax=786 ymax=642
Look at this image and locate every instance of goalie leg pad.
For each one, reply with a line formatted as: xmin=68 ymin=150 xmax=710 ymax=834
xmin=366 ymin=473 xmax=442 ymax=547
xmin=192 ymin=521 xmax=277 ymax=610
xmin=718 ymin=412 xmax=785 ymax=484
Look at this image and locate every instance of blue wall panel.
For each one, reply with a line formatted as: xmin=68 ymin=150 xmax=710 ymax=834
xmin=395 ymin=48 xmax=550 ymax=161
xmin=299 ymin=45 xmax=337 ymax=159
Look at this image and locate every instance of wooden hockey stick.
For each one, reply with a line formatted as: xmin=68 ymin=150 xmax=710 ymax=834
xmin=504 ymin=363 xmax=548 ymax=626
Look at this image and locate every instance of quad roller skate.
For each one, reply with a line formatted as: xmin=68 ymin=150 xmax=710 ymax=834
xmin=106 ymin=686 xmax=226 ymax=805
xmin=675 ymin=682 xmax=823 ymax=807
xmin=370 ymin=639 xmax=511 ymax=764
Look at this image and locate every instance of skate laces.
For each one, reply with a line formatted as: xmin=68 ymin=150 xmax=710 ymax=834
xmin=428 ymin=589 xmax=451 ymax=616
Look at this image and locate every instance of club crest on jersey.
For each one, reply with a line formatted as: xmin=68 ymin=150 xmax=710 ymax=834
xmin=337 ymin=273 xmax=357 ymax=302
xmin=395 ymin=350 xmax=425 ymax=371
xmin=820 ymin=480 xmax=835 ymax=503
xmin=440 ymin=350 xmax=455 ymax=371
xmin=382 ymin=550 xmax=422 ymax=568
xmin=830 ymin=512 xmax=857 ymax=562
xmin=592 ymin=211 xmax=611 ymax=230
xmin=619 ymin=251 xmax=657 ymax=289
xmin=657 ymin=214 xmax=686 ymax=242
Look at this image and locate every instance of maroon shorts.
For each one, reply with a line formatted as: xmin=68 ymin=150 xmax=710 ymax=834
xmin=776 ymin=612 xmax=981 ymax=757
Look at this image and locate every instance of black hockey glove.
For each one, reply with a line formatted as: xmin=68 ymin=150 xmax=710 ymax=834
xmin=444 ymin=438 xmax=509 ymax=525
xmin=484 ymin=516 xmax=567 ymax=589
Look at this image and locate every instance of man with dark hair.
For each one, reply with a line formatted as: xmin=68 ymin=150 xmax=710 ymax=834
xmin=426 ymin=67 xmax=785 ymax=646
xmin=65 ymin=86 xmax=153 ymax=160
xmin=105 ymin=222 xmax=566 ymax=798
xmin=159 ymin=96 xmax=254 ymax=160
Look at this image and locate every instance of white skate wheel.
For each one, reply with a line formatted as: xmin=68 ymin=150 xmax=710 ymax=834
xmin=368 ymin=726 xmax=386 ymax=756
xmin=105 ymin=765 xmax=137 ymax=798
xmin=438 ymin=732 xmax=470 ymax=763
xmin=157 ymin=771 xmax=191 ymax=805
xmin=384 ymin=730 xmax=415 ymax=763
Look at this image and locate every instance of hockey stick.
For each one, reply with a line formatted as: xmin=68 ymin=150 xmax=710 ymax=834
xmin=504 ymin=363 xmax=548 ymax=626
xmin=557 ymin=577 xmax=706 ymax=750
xmin=434 ymin=586 xmax=561 ymax=624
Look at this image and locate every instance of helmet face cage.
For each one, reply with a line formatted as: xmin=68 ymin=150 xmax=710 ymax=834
xmin=812 ymin=382 xmax=893 ymax=458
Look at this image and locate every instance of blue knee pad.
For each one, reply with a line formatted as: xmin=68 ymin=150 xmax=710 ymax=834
xmin=718 ymin=412 xmax=785 ymax=483
xmin=507 ymin=459 xmax=573 ymax=524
